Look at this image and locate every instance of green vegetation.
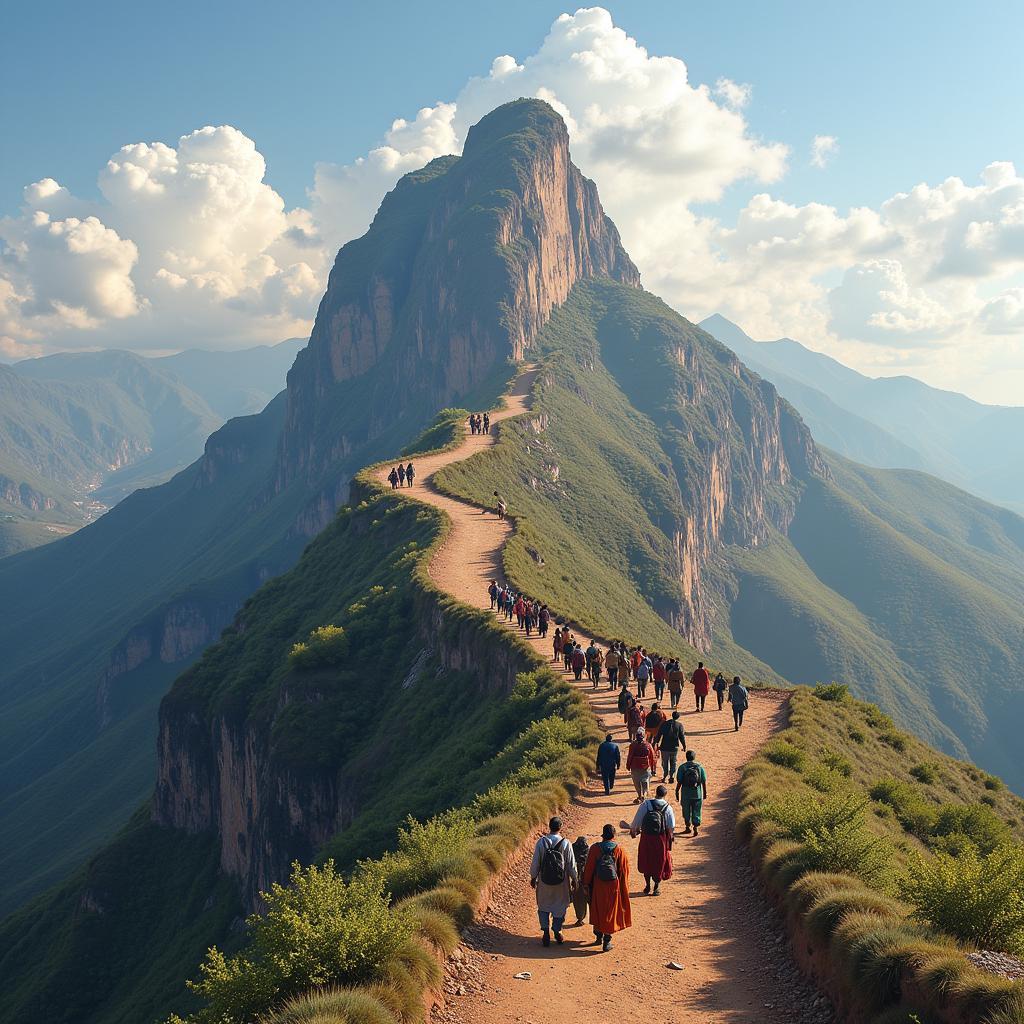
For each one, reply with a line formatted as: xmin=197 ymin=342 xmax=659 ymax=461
xmin=740 ymin=687 xmax=1024 ymax=1021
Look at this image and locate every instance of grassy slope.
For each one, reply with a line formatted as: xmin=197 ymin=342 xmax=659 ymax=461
xmin=437 ymin=280 xmax=781 ymax=683
xmin=740 ymin=687 xmax=1024 ymax=1020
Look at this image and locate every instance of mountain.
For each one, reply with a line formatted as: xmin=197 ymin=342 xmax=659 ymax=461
xmin=0 ymin=98 xmax=638 ymax=918
xmin=700 ymin=313 xmax=1024 ymax=513
xmin=4 ymin=99 xmax=1024 ymax=1024
xmin=0 ymin=342 xmax=303 ymax=556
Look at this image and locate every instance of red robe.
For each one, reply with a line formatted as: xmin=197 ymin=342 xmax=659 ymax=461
xmin=583 ymin=842 xmax=632 ymax=934
xmin=691 ymin=667 xmax=710 ymax=696
xmin=637 ymin=833 xmax=673 ymax=880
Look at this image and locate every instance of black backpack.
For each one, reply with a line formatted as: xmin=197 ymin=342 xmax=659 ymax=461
xmin=679 ymin=762 xmax=702 ymax=790
xmin=595 ymin=842 xmax=618 ymax=882
xmin=641 ymin=799 xmax=669 ymax=835
xmin=539 ymin=837 xmax=567 ymax=886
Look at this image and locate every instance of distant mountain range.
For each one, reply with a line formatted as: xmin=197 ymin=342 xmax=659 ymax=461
xmin=699 ymin=314 xmax=1024 ymax=514
xmin=0 ymin=340 xmax=303 ymax=555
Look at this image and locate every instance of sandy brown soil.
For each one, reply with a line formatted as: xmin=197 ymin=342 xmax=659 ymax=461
xmin=375 ymin=368 xmax=832 ymax=1023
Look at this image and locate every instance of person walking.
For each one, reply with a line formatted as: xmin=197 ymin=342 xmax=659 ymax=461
xmin=529 ymin=816 xmax=576 ymax=946
xmin=539 ymin=604 xmax=550 ymax=638
xmin=552 ymin=627 xmax=563 ymax=663
xmin=667 ymin=659 xmax=684 ymax=709
xmin=591 ymin=646 xmax=604 ymax=689
xmin=563 ymin=633 xmax=575 ymax=671
xmin=494 ymin=491 xmax=507 ymax=519
xmin=570 ymin=836 xmax=590 ymax=926
xmin=514 ymin=595 xmax=526 ymax=629
xmin=468 ymin=413 xmax=477 ymax=435
xmin=644 ymin=702 xmax=666 ymax=744
xmin=630 ymin=785 xmax=675 ymax=896
xmin=652 ymin=656 xmax=667 ymax=701
xmin=488 ymin=580 xmax=499 ymax=610
xmin=625 ymin=698 xmax=645 ymax=742
xmin=483 ymin=412 xmax=490 ymax=434
xmin=728 ymin=676 xmax=750 ymax=730
xmin=618 ymin=648 xmax=631 ymax=688
xmin=691 ymin=661 xmax=710 ymax=712
xmin=524 ymin=603 xmax=536 ymax=637
xmin=675 ymin=750 xmax=709 ymax=836
xmin=582 ymin=824 xmax=631 ymax=951
xmin=585 ymin=639 xmax=600 ymax=686
xmin=606 ymin=647 xmax=619 ymax=689
xmin=655 ymin=710 xmax=686 ymax=783
xmin=388 ymin=466 xmax=399 ymax=489
xmin=617 ymin=682 xmax=633 ymax=720
xmin=596 ymin=733 xmax=621 ymax=794
xmin=713 ymin=671 xmax=728 ymax=711
xmin=405 ymin=462 xmax=415 ymax=487
xmin=635 ymin=651 xmax=652 ymax=699
xmin=397 ymin=463 xmax=406 ymax=486
xmin=626 ymin=730 xmax=657 ymax=804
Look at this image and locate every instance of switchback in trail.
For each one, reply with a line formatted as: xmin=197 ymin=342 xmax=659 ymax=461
xmin=374 ymin=367 xmax=832 ymax=1024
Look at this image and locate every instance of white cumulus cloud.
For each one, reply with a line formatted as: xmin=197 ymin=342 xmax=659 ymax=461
xmin=810 ymin=135 xmax=839 ymax=169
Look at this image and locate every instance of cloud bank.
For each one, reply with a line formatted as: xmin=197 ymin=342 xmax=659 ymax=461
xmin=3 ymin=6 xmax=1024 ymax=402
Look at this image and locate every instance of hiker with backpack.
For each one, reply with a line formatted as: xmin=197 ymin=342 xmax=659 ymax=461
xmin=405 ymin=462 xmax=415 ymax=487
xmin=630 ymin=784 xmax=676 ymax=896
xmin=397 ymin=464 xmax=406 ymax=486
xmin=713 ymin=672 xmax=728 ymax=710
xmin=591 ymin=646 xmax=604 ymax=689
xmin=635 ymin=650 xmax=652 ymax=698
xmin=652 ymin=655 xmax=667 ymax=701
xmin=728 ymin=676 xmax=750 ymax=730
xmin=570 ymin=643 xmax=586 ymax=681
xmin=616 ymin=681 xmax=633 ymax=720
xmin=675 ymin=750 xmax=709 ymax=836
xmin=530 ymin=816 xmax=578 ymax=947
xmin=388 ymin=466 xmax=400 ymax=489
xmin=596 ymin=732 xmax=621 ymax=794
xmin=644 ymin=702 xmax=666 ymax=744
xmin=626 ymin=730 xmax=657 ymax=803
xmin=570 ymin=836 xmax=590 ymax=925
xmin=552 ymin=627 xmax=563 ymax=663
xmin=483 ymin=412 xmax=490 ymax=434
xmin=581 ymin=824 xmax=631 ymax=951
xmin=488 ymin=580 xmax=499 ymax=610
xmin=539 ymin=604 xmax=550 ymax=638
xmin=691 ymin=661 xmax=711 ymax=712
xmin=655 ymin=710 xmax=687 ymax=783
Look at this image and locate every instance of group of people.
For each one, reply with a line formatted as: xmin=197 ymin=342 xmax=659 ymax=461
xmin=468 ymin=412 xmax=490 ymax=435
xmin=486 ymin=581 xmax=754 ymax=950
xmin=386 ymin=462 xmax=416 ymax=489
xmin=489 ymin=582 xmax=552 ymax=637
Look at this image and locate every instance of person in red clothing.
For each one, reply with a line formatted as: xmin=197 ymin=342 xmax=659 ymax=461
xmin=652 ymin=655 xmax=667 ymax=701
xmin=514 ymin=596 xmax=526 ymax=629
xmin=625 ymin=699 xmax=645 ymax=742
xmin=582 ymin=824 xmax=631 ymax=952
xmin=626 ymin=731 xmax=657 ymax=803
xmin=691 ymin=660 xmax=711 ymax=712
xmin=570 ymin=643 xmax=586 ymax=681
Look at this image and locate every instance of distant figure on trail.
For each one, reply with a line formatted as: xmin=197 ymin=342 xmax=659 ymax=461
xmin=397 ymin=463 xmax=406 ymax=486
xmin=552 ymin=627 xmax=563 ymax=663
xmin=488 ymin=579 xmax=498 ymax=609
xmin=388 ymin=466 xmax=399 ymax=489
xmin=582 ymin=824 xmax=631 ymax=952
xmin=667 ymin=659 xmax=684 ymax=709
xmin=570 ymin=836 xmax=590 ymax=925
xmin=596 ymin=732 xmax=621 ymax=794
xmin=713 ymin=671 xmax=728 ymax=710
xmin=617 ymin=648 xmax=631 ymax=690
xmin=405 ymin=462 xmax=415 ymax=486
xmin=530 ymin=816 xmax=577 ymax=947
xmin=563 ymin=633 xmax=575 ymax=671
xmin=625 ymin=697 xmax=645 ymax=742
xmin=539 ymin=604 xmax=550 ymax=638
xmin=656 ymin=710 xmax=687 ymax=783
xmin=691 ymin=661 xmax=710 ymax=712
xmin=630 ymin=784 xmax=675 ymax=896
xmin=728 ymin=676 xmax=750 ymax=731
xmin=494 ymin=491 xmax=507 ymax=519
xmin=635 ymin=650 xmax=652 ymax=699
xmin=626 ymin=730 xmax=657 ymax=803
xmin=617 ymin=683 xmax=633 ymax=720
xmin=570 ymin=643 xmax=586 ymax=681
xmin=652 ymin=655 xmax=667 ymax=701
xmin=469 ymin=413 xmax=478 ymax=435
xmin=675 ymin=750 xmax=709 ymax=836
xmin=606 ymin=645 xmax=619 ymax=689
xmin=483 ymin=412 xmax=490 ymax=434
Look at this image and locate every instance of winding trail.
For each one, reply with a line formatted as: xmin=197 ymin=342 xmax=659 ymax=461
xmin=375 ymin=368 xmax=821 ymax=1024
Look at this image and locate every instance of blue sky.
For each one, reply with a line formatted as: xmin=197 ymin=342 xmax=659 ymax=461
xmin=3 ymin=2 xmax=1024 ymax=403
xmin=4 ymin=0 xmax=1022 ymax=217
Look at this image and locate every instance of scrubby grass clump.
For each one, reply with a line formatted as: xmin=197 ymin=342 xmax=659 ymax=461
xmin=740 ymin=686 xmax=1024 ymax=1022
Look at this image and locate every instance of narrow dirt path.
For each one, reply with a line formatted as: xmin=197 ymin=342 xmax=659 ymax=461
xmin=375 ymin=368 xmax=829 ymax=1024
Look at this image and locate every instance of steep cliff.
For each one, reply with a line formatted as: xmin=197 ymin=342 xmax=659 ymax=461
xmin=280 ymin=98 xmax=639 ymax=487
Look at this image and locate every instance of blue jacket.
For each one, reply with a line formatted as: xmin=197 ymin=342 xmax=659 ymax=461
xmin=596 ymin=739 xmax=621 ymax=771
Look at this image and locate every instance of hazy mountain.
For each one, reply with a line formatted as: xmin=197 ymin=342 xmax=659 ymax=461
xmin=4 ymin=100 xmax=1024 ymax=1024
xmin=700 ymin=313 xmax=1024 ymax=513
xmin=0 ymin=341 xmax=303 ymax=556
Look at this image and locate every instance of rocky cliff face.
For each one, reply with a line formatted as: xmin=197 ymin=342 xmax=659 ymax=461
xmin=278 ymin=99 xmax=639 ymax=488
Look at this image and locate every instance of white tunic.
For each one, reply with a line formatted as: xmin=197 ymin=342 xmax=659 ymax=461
xmin=529 ymin=832 xmax=578 ymax=916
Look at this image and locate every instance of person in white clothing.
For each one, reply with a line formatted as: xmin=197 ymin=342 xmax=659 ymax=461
xmin=629 ymin=785 xmax=677 ymax=896
xmin=529 ymin=816 xmax=578 ymax=946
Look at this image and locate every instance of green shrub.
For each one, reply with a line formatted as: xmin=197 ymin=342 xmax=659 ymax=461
xmin=910 ymin=763 xmax=937 ymax=785
xmin=263 ymin=989 xmax=397 ymax=1024
xmin=848 ymin=727 xmax=867 ymax=744
xmin=168 ymin=861 xmax=412 ymax=1024
xmin=981 ymin=794 xmax=997 ymax=808
xmin=879 ymin=730 xmax=908 ymax=752
xmin=762 ymin=739 xmax=806 ymax=771
xmin=470 ymin=781 xmax=529 ymax=821
xmin=759 ymin=792 xmax=891 ymax=880
xmin=806 ymin=764 xmax=846 ymax=793
xmin=289 ymin=625 xmax=349 ymax=669
xmin=869 ymin=778 xmax=938 ymax=836
xmin=983 ymin=774 xmax=1004 ymax=792
xmin=373 ymin=812 xmax=479 ymax=899
xmin=930 ymin=803 xmax=1011 ymax=855
xmin=813 ymin=683 xmax=850 ymax=702
xmin=899 ymin=842 xmax=1024 ymax=954
xmin=820 ymin=747 xmax=853 ymax=777
xmin=865 ymin=706 xmax=895 ymax=730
